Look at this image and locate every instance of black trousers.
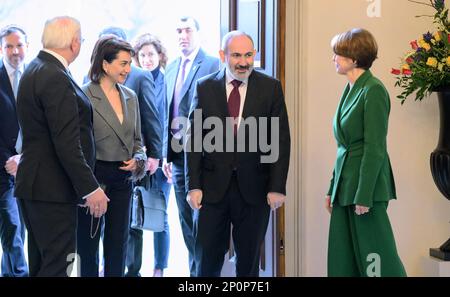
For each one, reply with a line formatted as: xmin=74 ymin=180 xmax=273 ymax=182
xmin=77 ymin=161 xmax=132 ymax=277
xmin=18 ymin=198 xmax=77 ymax=277
xmin=194 ymin=173 xmax=270 ymax=277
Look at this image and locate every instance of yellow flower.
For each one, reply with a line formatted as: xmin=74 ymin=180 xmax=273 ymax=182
xmin=402 ymin=64 xmax=410 ymax=70
xmin=418 ymin=38 xmax=431 ymax=51
xmin=426 ymin=57 xmax=438 ymax=68
xmin=447 ymin=56 xmax=450 ymax=67
xmin=434 ymin=31 xmax=442 ymax=41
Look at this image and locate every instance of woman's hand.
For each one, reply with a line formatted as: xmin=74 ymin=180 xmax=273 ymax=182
xmin=355 ymin=205 xmax=370 ymax=215
xmin=325 ymin=195 xmax=332 ymax=214
xmin=119 ymin=159 xmax=137 ymax=172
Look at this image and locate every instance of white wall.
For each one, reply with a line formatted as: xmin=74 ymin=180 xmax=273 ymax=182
xmin=285 ymin=0 xmax=450 ymax=276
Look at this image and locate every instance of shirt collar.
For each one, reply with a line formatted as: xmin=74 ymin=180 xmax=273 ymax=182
xmin=182 ymin=46 xmax=200 ymax=64
xmin=225 ymin=67 xmax=249 ymax=86
xmin=2 ymin=58 xmax=25 ymax=76
xmin=42 ymin=49 xmax=69 ymax=69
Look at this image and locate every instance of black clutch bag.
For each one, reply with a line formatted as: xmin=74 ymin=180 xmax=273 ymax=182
xmin=130 ymin=173 xmax=166 ymax=232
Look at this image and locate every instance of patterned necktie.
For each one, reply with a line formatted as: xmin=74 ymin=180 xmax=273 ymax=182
xmin=171 ymin=58 xmax=190 ymax=136
xmin=228 ymin=80 xmax=242 ymax=135
xmin=12 ymin=69 xmax=20 ymax=100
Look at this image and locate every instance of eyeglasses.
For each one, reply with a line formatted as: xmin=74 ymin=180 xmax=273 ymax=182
xmin=79 ymin=37 xmax=85 ymax=44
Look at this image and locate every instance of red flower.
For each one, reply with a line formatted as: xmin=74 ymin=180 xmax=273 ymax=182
xmin=406 ymin=57 xmax=414 ymax=64
xmin=402 ymin=69 xmax=412 ymax=75
xmin=410 ymin=40 xmax=419 ymax=50
xmin=391 ymin=68 xmax=401 ymax=75
xmin=448 ymin=34 xmax=450 ymax=43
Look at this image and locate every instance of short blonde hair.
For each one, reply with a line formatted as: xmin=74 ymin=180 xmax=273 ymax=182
xmin=41 ymin=16 xmax=81 ymax=49
xmin=331 ymin=28 xmax=378 ymax=70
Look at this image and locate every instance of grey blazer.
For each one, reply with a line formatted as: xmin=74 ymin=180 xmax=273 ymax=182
xmin=82 ymin=82 xmax=146 ymax=162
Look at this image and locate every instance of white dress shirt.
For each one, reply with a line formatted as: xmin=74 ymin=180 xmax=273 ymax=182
xmin=3 ymin=58 xmax=25 ymax=96
xmin=42 ymin=49 xmax=69 ymax=69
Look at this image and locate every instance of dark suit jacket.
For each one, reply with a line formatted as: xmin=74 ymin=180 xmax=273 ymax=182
xmin=327 ymin=70 xmax=396 ymax=207
xmin=124 ymin=65 xmax=162 ymax=160
xmin=15 ymin=51 xmax=99 ymax=204
xmin=185 ymin=69 xmax=291 ymax=205
xmin=0 ymin=59 xmax=20 ymax=197
xmin=153 ymin=69 xmax=166 ymax=126
xmin=164 ymin=48 xmax=220 ymax=161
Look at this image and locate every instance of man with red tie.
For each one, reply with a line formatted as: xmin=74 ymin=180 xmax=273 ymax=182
xmin=185 ymin=31 xmax=291 ymax=277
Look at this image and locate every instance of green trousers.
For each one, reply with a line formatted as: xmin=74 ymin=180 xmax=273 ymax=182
xmin=328 ymin=202 xmax=407 ymax=277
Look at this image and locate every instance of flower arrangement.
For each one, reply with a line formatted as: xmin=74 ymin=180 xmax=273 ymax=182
xmin=392 ymin=0 xmax=450 ymax=104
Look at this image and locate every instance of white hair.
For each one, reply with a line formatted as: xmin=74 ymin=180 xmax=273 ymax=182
xmin=221 ymin=30 xmax=254 ymax=52
xmin=41 ymin=16 xmax=81 ymax=49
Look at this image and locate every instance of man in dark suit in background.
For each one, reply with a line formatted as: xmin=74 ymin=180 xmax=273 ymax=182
xmin=15 ymin=16 xmax=109 ymax=277
xmin=185 ymin=31 xmax=291 ymax=277
xmin=0 ymin=25 xmax=28 ymax=277
xmin=162 ymin=16 xmax=220 ymax=276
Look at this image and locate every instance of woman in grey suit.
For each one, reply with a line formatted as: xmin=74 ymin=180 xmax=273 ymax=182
xmin=77 ymin=36 xmax=146 ymax=277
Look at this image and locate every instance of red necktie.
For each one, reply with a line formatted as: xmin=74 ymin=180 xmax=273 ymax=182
xmin=228 ymin=80 xmax=242 ymax=135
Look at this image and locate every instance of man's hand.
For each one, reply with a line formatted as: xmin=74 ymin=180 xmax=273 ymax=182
xmin=267 ymin=192 xmax=286 ymax=210
xmin=187 ymin=190 xmax=203 ymax=210
xmin=147 ymin=158 xmax=159 ymax=175
xmin=162 ymin=158 xmax=172 ymax=183
xmin=325 ymin=195 xmax=332 ymax=214
xmin=355 ymin=205 xmax=370 ymax=216
xmin=84 ymin=188 xmax=110 ymax=218
xmin=5 ymin=154 xmax=21 ymax=177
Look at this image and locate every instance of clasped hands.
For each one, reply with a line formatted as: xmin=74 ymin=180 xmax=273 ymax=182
xmin=186 ymin=190 xmax=286 ymax=211
xmin=325 ymin=195 xmax=370 ymax=215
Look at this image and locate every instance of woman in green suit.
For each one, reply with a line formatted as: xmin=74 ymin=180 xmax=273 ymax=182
xmin=326 ymin=28 xmax=406 ymax=277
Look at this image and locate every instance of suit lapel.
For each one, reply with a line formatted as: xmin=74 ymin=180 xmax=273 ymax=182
xmin=339 ymin=70 xmax=372 ymax=121
xmin=214 ymin=69 xmax=229 ymax=119
xmin=241 ymin=71 xmax=259 ymax=121
xmin=334 ymin=84 xmax=350 ymax=144
xmin=166 ymin=58 xmax=181 ymax=109
xmin=179 ymin=49 xmax=206 ymax=101
xmin=88 ymin=83 xmax=128 ymax=145
xmin=0 ymin=61 xmax=16 ymax=109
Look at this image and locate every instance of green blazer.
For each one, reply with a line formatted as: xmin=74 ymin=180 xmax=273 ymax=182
xmin=327 ymin=70 xmax=396 ymax=207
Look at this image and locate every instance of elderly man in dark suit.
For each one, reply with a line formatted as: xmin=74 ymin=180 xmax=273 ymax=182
xmin=185 ymin=31 xmax=291 ymax=277
xmin=0 ymin=25 xmax=28 ymax=277
xmin=15 ymin=16 xmax=109 ymax=277
xmin=162 ymin=16 xmax=220 ymax=276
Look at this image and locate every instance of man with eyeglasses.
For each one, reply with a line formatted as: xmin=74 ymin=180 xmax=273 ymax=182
xmin=0 ymin=24 xmax=29 ymax=277
xmin=15 ymin=16 xmax=109 ymax=277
